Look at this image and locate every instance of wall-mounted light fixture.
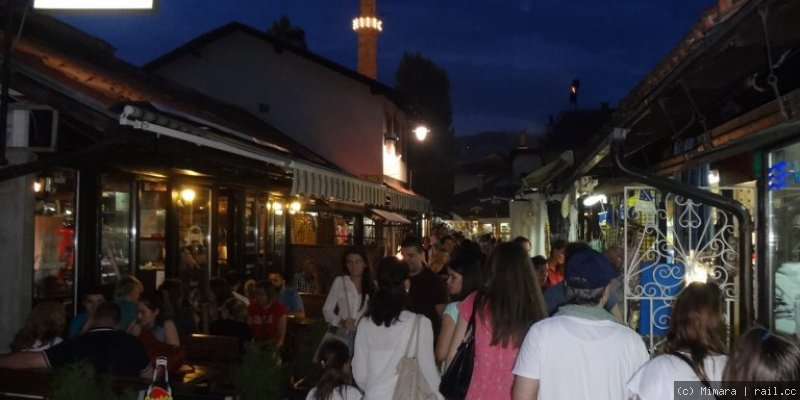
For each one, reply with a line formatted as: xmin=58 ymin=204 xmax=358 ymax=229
xmin=180 ymin=188 xmax=196 ymax=203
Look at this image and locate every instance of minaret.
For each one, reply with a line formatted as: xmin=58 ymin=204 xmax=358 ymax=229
xmin=352 ymin=0 xmax=382 ymax=79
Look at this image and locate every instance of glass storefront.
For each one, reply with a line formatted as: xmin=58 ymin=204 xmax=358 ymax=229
xmin=768 ymin=141 xmax=800 ymax=335
xmin=32 ymin=169 xmax=76 ymax=301
xmin=99 ymin=174 xmax=132 ymax=285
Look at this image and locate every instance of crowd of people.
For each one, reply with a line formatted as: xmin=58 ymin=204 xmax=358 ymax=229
xmin=2 ymin=229 xmax=800 ymax=400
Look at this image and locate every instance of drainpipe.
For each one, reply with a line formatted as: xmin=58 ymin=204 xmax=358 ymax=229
xmin=612 ymin=128 xmax=754 ymax=335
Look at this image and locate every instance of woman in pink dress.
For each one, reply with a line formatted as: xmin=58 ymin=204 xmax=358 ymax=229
xmin=445 ymin=242 xmax=547 ymax=399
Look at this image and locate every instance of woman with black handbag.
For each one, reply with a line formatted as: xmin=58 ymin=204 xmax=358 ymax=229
xmin=442 ymin=242 xmax=547 ymax=400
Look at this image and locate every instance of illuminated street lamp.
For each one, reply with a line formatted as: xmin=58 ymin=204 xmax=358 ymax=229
xmin=413 ymin=125 xmax=429 ymax=141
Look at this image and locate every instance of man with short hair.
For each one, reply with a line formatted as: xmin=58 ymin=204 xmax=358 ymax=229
xmin=512 ymin=249 xmax=648 ymax=400
xmin=69 ymin=286 xmax=106 ymax=337
xmin=401 ymin=236 xmax=448 ymax=337
xmin=531 ymin=255 xmax=549 ymax=292
xmin=477 ymin=233 xmax=496 ymax=257
xmin=440 ymin=235 xmax=456 ymax=254
xmin=0 ymin=302 xmax=152 ymax=378
xmin=267 ymin=270 xmax=305 ymax=319
xmin=513 ymin=236 xmax=532 ymax=255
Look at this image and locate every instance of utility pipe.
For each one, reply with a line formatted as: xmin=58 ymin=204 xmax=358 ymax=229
xmin=612 ymin=127 xmax=754 ymax=335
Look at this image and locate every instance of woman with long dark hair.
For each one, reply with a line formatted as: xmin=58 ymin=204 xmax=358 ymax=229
xmin=723 ymin=326 xmax=800 ymax=383
xmin=307 ymin=339 xmax=362 ymax=400
xmin=628 ymin=282 xmax=728 ymax=400
xmin=352 ymin=257 xmax=440 ymax=399
xmin=322 ymin=247 xmax=376 ymax=351
xmin=129 ymin=291 xmax=181 ymax=346
xmin=445 ymin=242 xmax=547 ymax=399
xmin=435 ymin=254 xmax=481 ymax=363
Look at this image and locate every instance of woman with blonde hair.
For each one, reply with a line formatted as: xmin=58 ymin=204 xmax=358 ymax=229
xmin=628 ymin=282 xmax=728 ymax=400
xmin=10 ymin=301 xmax=66 ymax=352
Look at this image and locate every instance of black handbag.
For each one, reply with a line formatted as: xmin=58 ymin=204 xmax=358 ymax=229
xmin=439 ymin=295 xmax=480 ymax=400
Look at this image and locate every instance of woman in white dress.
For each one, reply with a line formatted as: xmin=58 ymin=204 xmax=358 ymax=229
xmin=352 ymin=257 xmax=442 ymax=400
xmin=628 ymin=282 xmax=728 ymax=400
xmin=322 ymin=247 xmax=376 ymax=351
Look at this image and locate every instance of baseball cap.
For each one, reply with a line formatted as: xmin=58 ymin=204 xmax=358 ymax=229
xmin=564 ymin=249 xmax=618 ymax=289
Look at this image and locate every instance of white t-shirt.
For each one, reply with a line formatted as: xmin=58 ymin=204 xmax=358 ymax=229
xmin=513 ymin=315 xmax=649 ymax=400
xmin=628 ymin=353 xmax=728 ymax=400
xmin=352 ymin=311 xmax=442 ymax=400
xmin=305 ymin=385 xmax=363 ymax=400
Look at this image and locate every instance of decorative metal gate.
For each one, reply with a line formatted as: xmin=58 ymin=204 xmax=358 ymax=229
xmin=622 ymin=186 xmax=754 ymax=352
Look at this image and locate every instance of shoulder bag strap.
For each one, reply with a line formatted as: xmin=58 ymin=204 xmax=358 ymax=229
xmin=670 ymin=352 xmax=720 ymax=400
xmin=404 ymin=314 xmax=421 ymax=358
xmin=465 ymin=293 xmax=480 ymax=339
xmin=342 ymin=276 xmax=352 ymax=319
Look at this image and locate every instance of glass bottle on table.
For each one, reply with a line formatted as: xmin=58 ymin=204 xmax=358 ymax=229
xmin=145 ymin=356 xmax=173 ymax=400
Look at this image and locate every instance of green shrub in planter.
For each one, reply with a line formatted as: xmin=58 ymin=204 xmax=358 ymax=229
xmin=51 ymin=361 xmax=136 ymax=400
xmin=233 ymin=343 xmax=282 ymax=400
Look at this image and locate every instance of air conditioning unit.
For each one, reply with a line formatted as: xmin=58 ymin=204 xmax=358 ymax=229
xmin=5 ymin=104 xmax=58 ymax=151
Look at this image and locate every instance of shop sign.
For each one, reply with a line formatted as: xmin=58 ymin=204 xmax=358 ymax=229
xmin=768 ymin=160 xmax=799 ymax=190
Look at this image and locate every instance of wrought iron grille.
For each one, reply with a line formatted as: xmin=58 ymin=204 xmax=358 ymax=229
xmin=622 ymin=186 xmax=753 ymax=353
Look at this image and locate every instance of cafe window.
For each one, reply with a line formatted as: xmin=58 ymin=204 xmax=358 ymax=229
xmin=33 ymin=168 xmax=76 ymax=301
xmin=177 ymin=185 xmax=212 ymax=301
xmin=768 ymin=141 xmax=800 ymax=335
xmin=99 ymin=174 xmax=132 ymax=285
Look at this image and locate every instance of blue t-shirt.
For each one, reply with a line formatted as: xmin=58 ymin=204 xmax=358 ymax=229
xmin=278 ymin=286 xmax=304 ymax=313
xmin=68 ymin=313 xmax=88 ymax=337
xmin=543 ymin=281 xmax=618 ymax=316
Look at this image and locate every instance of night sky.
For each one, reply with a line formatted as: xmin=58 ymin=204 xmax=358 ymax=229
xmin=56 ymin=0 xmax=713 ymax=136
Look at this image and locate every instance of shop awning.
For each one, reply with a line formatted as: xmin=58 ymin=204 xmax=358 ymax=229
xmin=371 ymin=208 xmax=412 ymax=224
xmin=291 ymin=165 xmax=384 ymax=206
xmin=522 ymin=151 xmax=574 ymax=189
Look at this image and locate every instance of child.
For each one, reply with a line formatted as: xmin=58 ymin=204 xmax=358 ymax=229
xmin=307 ymin=339 xmax=362 ymax=400
xmin=723 ymin=326 xmax=800 ymax=382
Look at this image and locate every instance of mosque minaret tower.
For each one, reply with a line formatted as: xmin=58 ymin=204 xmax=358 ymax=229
xmin=352 ymin=0 xmax=382 ymax=79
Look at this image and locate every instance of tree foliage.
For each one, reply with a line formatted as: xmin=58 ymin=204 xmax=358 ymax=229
xmin=395 ymin=51 xmax=455 ymax=206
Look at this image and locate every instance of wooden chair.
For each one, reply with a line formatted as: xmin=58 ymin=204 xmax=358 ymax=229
xmin=299 ymin=293 xmax=326 ymax=320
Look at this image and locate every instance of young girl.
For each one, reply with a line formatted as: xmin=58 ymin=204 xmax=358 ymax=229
xmin=307 ymin=339 xmax=362 ymax=400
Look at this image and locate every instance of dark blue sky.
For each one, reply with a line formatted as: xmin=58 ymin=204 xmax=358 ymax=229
xmin=56 ymin=0 xmax=713 ymax=136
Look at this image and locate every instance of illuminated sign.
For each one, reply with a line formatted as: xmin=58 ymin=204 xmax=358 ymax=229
xmin=33 ymin=0 xmax=154 ymax=9
xmin=768 ymin=160 xmax=797 ymax=190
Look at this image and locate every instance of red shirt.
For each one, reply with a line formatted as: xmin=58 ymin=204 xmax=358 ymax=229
xmin=546 ymin=261 xmax=564 ymax=287
xmin=247 ymin=301 xmax=287 ymax=342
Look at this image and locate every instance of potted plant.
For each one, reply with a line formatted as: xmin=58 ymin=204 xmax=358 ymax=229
xmin=51 ymin=361 xmax=136 ymax=400
xmin=232 ymin=343 xmax=282 ymax=400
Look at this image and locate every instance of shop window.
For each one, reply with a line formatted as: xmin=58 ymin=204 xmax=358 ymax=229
xmin=33 ymin=169 xmax=76 ymax=301
xmin=177 ymin=185 xmax=211 ymax=303
xmin=768 ymin=142 xmax=800 ymax=335
xmin=137 ymin=181 xmax=168 ymax=280
xmin=364 ymin=216 xmax=376 ymax=245
xmin=99 ymin=174 xmax=132 ymax=285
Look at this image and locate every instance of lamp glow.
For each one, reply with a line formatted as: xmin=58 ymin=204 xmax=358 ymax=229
xmin=413 ymin=126 xmax=429 ymax=141
xmin=34 ymin=0 xmax=154 ymax=9
xmin=290 ymin=201 xmax=302 ymax=213
xmin=180 ymin=188 xmax=196 ymax=203
xmin=33 ymin=181 xmax=42 ymax=193
xmin=582 ymin=194 xmax=606 ymax=206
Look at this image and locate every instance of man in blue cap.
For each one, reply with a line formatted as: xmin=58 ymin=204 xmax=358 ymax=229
xmin=511 ymin=248 xmax=648 ymax=400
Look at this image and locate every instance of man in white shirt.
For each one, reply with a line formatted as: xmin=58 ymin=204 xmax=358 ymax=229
xmin=512 ymin=248 xmax=649 ymax=400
